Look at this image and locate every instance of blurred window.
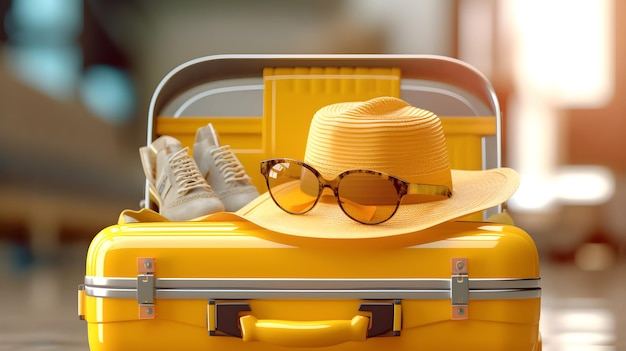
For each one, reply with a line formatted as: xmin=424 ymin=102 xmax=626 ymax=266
xmin=3 ymin=0 xmax=135 ymax=124
xmin=4 ymin=0 xmax=82 ymax=100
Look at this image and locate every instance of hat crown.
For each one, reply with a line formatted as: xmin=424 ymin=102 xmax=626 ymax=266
xmin=304 ymin=96 xmax=452 ymax=188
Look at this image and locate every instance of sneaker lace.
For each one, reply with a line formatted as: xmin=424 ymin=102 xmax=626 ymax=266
xmin=211 ymin=145 xmax=252 ymax=184
xmin=169 ymin=147 xmax=211 ymax=194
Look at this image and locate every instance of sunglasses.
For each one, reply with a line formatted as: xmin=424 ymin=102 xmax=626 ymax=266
xmin=260 ymin=158 xmax=452 ymax=225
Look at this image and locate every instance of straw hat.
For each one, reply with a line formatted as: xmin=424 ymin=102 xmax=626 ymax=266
xmin=234 ymin=96 xmax=519 ymax=239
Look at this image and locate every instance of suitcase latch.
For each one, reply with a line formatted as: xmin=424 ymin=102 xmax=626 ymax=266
xmin=137 ymin=257 xmax=156 ymax=319
xmin=451 ymin=258 xmax=469 ymax=320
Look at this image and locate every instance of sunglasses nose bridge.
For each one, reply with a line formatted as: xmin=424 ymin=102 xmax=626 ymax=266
xmin=313 ymin=171 xmax=334 ymax=189
xmin=321 ymin=177 xmax=342 ymax=197
xmin=317 ymin=183 xmax=339 ymax=201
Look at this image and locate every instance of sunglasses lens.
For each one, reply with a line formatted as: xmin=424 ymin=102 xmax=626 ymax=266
xmin=338 ymin=172 xmax=400 ymax=224
xmin=265 ymin=161 xmax=320 ymax=214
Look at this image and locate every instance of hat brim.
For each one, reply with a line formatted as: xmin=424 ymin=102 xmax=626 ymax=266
xmin=231 ymin=168 xmax=520 ymax=239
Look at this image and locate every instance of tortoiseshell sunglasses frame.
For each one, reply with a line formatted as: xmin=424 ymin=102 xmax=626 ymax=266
xmin=260 ymin=158 xmax=452 ymax=224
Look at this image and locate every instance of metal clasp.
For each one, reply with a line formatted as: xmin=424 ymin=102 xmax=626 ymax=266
xmin=137 ymin=257 xmax=156 ymax=319
xmin=451 ymin=258 xmax=468 ymax=320
xmin=137 ymin=274 xmax=155 ymax=304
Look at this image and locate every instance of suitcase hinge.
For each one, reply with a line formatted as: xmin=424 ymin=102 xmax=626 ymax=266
xmin=451 ymin=258 xmax=469 ymax=320
xmin=137 ymin=257 xmax=156 ymax=319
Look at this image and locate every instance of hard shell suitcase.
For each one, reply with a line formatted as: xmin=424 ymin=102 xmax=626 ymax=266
xmin=79 ymin=217 xmax=541 ymax=351
xmin=79 ymin=55 xmax=542 ymax=350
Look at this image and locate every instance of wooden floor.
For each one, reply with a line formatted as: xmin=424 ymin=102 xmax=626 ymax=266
xmin=0 ymin=242 xmax=88 ymax=350
xmin=0 ymin=241 xmax=623 ymax=351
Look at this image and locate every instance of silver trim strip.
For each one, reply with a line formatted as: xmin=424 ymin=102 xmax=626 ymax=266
xmin=84 ymin=286 xmax=540 ymax=300
xmin=85 ymin=276 xmax=136 ymax=288
xmin=84 ymin=276 xmax=541 ymax=290
xmin=83 ymin=276 xmax=540 ymax=300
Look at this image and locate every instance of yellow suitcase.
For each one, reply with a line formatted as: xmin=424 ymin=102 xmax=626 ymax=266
xmin=79 ymin=218 xmax=540 ymax=351
xmin=79 ymin=55 xmax=541 ymax=350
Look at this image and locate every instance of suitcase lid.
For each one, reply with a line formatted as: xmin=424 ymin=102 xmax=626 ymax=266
xmin=147 ymin=54 xmax=503 ymax=221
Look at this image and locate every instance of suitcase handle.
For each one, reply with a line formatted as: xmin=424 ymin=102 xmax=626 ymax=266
xmin=239 ymin=315 xmax=369 ymax=347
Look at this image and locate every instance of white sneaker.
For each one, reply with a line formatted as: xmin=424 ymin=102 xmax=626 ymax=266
xmin=139 ymin=135 xmax=224 ymax=220
xmin=193 ymin=123 xmax=259 ymax=212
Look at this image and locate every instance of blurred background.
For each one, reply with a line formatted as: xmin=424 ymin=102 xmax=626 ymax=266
xmin=0 ymin=0 xmax=624 ymax=350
